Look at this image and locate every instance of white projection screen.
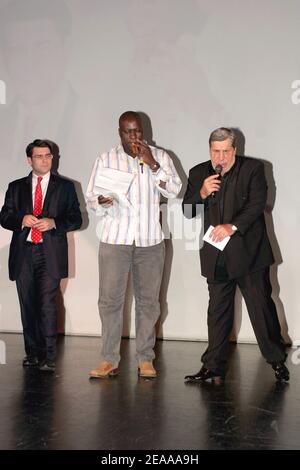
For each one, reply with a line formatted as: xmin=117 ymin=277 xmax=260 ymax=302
xmin=0 ymin=0 xmax=299 ymax=346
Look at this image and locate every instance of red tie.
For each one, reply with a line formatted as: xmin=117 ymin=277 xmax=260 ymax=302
xmin=31 ymin=176 xmax=43 ymax=244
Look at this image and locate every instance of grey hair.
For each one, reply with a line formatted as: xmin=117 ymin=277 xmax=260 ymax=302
xmin=209 ymin=127 xmax=236 ymax=149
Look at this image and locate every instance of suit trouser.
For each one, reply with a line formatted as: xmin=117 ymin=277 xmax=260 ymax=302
xmin=98 ymin=241 xmax=165 ymax=365
xmin=201 ymin=268 xmax=286 ymax=375
xmin=16 ymin=243 xmax=60 ymax=361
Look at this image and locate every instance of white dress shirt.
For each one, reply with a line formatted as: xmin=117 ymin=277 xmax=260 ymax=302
xmin=27 ymin=171 xmax=51 ymax=242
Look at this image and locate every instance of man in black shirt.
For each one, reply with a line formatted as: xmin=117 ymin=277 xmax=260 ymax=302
xmin=182 ymin=127 xmax=289 ymax=384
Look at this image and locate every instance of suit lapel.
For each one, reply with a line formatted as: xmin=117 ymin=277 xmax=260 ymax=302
xmin=42 ymin=173 xmax=58 ymax=216
xmin=24 ymin=172 xmax=33 ymax=213
xmin=223 ymin=157 xmax=241 ymax=223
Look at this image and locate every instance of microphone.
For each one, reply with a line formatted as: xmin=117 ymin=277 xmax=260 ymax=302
xmin=212 ymin=164 xmax=223 ymax=197
xmin=131 ymin=142 xmax=144 ymax=173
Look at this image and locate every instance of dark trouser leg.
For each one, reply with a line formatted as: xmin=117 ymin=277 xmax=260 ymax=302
xmin=34 ymin=247 xmax=60 ymax=361
xmin=238 ymin=268 xmax=286 ymax=364
xmin=201 ymin=279 xmax=237 ymax=375
xmin=16 ymin=244 xmax=60 ymax=361
xmin=16 ymin=247 xmax=39 ymax=358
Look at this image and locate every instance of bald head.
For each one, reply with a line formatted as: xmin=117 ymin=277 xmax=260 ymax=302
xmin=119 ymin=111 xmax=141 ymax=127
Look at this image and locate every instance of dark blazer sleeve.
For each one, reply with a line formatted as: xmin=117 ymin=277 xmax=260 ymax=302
xmin=182 ymin=165 xmax=207 ymax=219
xmin=0 ymin=182 xmax=24 ymax=232
xmin=53 ymin=181 xmax=82 ymax=235
xmin=231 ymin=161 xmax=267 ymax=235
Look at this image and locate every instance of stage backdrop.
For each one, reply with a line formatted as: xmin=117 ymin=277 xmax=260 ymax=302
xmin=0 ymin=0 xmax=299 ymax=345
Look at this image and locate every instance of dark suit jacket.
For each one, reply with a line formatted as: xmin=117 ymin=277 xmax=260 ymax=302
xmin=182 ymin=156 xmax=274 ymax=280
xmin=0 ymin=172 xmax=82 ymax=280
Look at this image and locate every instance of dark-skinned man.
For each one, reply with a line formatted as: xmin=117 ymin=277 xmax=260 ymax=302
xmin=86 ymin=111 xmax=181 ymax=378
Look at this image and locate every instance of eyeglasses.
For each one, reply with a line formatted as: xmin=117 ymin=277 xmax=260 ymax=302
xmin=31 ymin=153 xmax=53 ymax=160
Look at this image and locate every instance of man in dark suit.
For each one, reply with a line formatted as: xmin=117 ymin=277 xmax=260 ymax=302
xmin=182 ymin=127 xmax=289 ymax=384
xmin=0 ymin=139 xmax=82 ymax=371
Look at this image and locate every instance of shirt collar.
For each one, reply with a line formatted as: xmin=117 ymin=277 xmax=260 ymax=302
xmin=32 ymin=171 xmax=51 ymax=184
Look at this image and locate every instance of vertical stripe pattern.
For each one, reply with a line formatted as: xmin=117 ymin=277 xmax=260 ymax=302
xmin=86 ymin=144 xmax=182 ymax=247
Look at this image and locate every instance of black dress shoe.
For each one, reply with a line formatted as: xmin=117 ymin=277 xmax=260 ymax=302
xmin=38 ymin=360 xmax=56 ymax=372
xmin=22 ymin=356 xmax=38 ymax=367
xmin=184 ymin=366 xmax=224 ymax=385
xmin=272 ymin=362 xmax=289 ymax=382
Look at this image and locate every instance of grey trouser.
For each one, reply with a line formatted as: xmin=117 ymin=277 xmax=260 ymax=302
xmin=98 ymin=241 xmax=165 ymax=364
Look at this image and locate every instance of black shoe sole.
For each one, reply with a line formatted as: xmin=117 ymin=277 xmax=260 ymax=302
xmin=275 ymin=375 xmax=289 ymax=382
xmin=185 ymin=376 xmax=224 ymax=385
xmin=38 ymin=362 xmax=56 ymax=372
xmin=23 ymin=358 xmax=39 ymax=367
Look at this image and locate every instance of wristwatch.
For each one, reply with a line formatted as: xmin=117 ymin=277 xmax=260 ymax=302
xmin=151 ymin=161 xmax=160 ymax=173
xmin=231 ymin=225 xmax=238 ymax=232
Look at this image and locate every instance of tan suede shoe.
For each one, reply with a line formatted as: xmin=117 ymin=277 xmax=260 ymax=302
xmin=138 ymin=361 xmax=157 ymax=378
xmin=89 ymin=361 xmax=119 ymax=378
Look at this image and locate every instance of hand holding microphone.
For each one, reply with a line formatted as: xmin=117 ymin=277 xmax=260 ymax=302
xmin=131 ymin=142 xmax=144 ymax=173
xmin=211 ymin=164 xmax=223 ymax=197
xmin=132 ymin=140 xmax=157 ymax=173
xmin=199 ymin=164 xmax=223 ymax=199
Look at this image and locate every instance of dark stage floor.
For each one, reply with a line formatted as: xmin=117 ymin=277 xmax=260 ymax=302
xmin=0 ymin=333 xmax=299 ymax=451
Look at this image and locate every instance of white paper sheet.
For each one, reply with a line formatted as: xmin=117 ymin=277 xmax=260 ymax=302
xmin=94 ymin=167 xmax=135 ymax=208
xmin=203 ymin=225 xmax=230 ymax=251
xmin=95 ymin=167 xmax=134 ymax=194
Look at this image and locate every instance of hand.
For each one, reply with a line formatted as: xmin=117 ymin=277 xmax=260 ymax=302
xmin=22 ymin=214 xmax=39 ymax=228
xmin=33 ymin=218 xmax=55 ymax=232
xmin=134 ymin=139 xmax=156 ymax=168
xmin=210 ymin=224 xmax=236 ymax=242
xmin=200 ymin=174 xmax=221 ymax=199
xmin=98 ymin=195 xmax=113 ymax=205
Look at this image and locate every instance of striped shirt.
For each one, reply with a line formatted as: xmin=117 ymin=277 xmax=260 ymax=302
xmin=86 ymin=144 xmax=182 ymax=246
